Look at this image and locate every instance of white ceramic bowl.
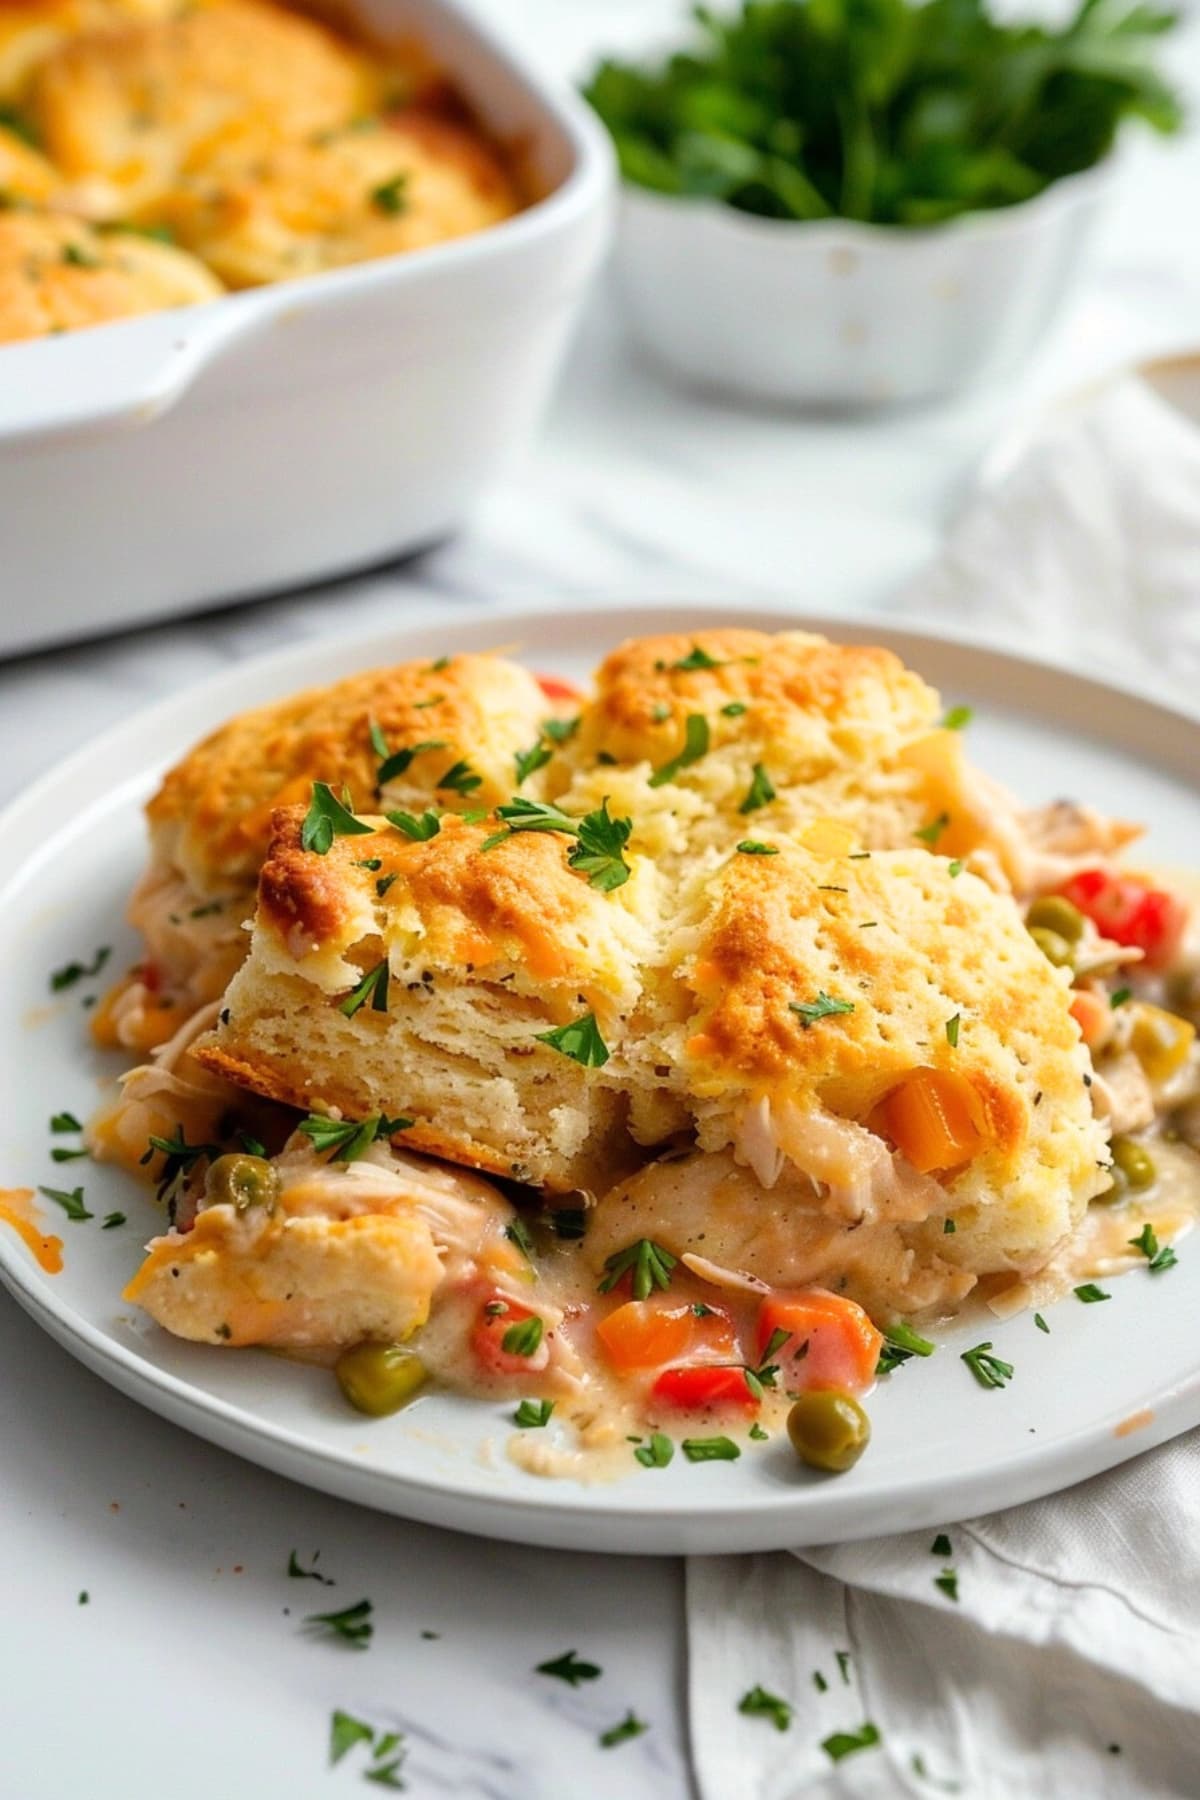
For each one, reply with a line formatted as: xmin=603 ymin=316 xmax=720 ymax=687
xmin=0 ymin=0 xmax=614 ymax=656
xmin=612 ymin=163 xmax=1113 ymax=410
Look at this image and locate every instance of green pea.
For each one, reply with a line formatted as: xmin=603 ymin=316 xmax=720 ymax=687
xmin=1110 ymin=1135 xmax=1156 ymax=1191
xmin=335 ymin=1341 xmax=427 ymax=1416
xmin=786 ymin=1390 xmax=871 ymax=1474
xmin=1026 ymin=896 xmax=1084 ymax=944
xmin=205 ymin=1153 xmax=279 ymax=1213
xmin=1028 ymin=926 xmax=1074 ymax=969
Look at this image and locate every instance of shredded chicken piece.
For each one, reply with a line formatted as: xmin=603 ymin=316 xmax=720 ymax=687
xmin=1089 ymin=1051 xmax=1155 ymax=1137
xmin=770 ymin=1101 xmax=945 ymax=1225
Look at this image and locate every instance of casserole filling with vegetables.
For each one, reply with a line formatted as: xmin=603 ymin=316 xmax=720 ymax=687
xmin=66 ymin=631 xmax=1200 ymax=1478
xmin=0 ymin=0 xmax=522 ymax=343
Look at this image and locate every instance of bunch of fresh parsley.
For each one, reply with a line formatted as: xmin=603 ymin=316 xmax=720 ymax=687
xmin=583 ymin=0 xmax=1180 ymax=226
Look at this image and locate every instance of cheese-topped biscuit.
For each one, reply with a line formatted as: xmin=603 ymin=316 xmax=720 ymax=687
xmin=30 ymin=0 xmax=375 ymax=211
xmin=160 ymin=109 xmax=519 ymax=288
xmin=0 ymin=208 xmax=220 ymax=341
xmin=193 ymin=808 xmax=661 ymax=1191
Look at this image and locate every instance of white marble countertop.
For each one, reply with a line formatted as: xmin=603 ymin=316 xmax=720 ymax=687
xmin=3 ymin=6 xmax=1200 ymax=1796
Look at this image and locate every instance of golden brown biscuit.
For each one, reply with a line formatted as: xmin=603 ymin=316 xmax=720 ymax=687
xmin=193 ymin=807 xmax=661 ymax=1192
xmin=161 ymin=109 xmax=520 ymax=288
xmin=0 ymin=0 xmax=180 ymax=104
xmin=0 ymin=208 xmax=220 ymax=341
xmin=29 ymin=0 xmax=375 ymax=211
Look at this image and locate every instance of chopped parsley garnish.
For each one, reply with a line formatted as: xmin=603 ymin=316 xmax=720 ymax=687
xmin=514 ymin=741 xmax=553 ymax=785
xmin=835 ymin=1650 xmax=851 ymax=1684
xmin=1129 ymin=1221 xmax=1177 ymax=1272
xmin=886 ymin=1322 xmax=935 ymax=1357
xmin=501 ymin=1315 xmax=544 ymax=1357
xmin=376 ymin=873 xmax=397 ymax=898
xmin=505 ymin=1217 xmax=536 ymax=1267
xmin=50 ymin=1112 xmax=83 ymax=1133
xmin=50 ymin=1145 xmax=89 ymax=1163
xmin=536 ymin=1649 xmax=601 ymax=1686
xmin=385 ymin=808 xmax=441 ymax=841
xmin=305 ymin=1597 xmax=373 ymax=1648
xmin=541 ymin=715 xmax=580 ymax=743
xmin=329 ymin=1711 xmax=375 ymax=1765
xmin=370 ymin=723 xmax=447 ymax=785
xmin=914 ymin=811 xmax=950 ymax=846
xmin=62 ymin=242 xmax=100 ymax=268
xmin=722 ymin=700 xmax=748 ymax=717
xmin=301 ymin=782 xmax=374 ymax=854
xmin=941 ymin=705 xmax=973 ymax=730
xmin=948 ymin=859 xmax=964 ymax=877
xmin=737 ymin=840 xmax=778 ymax=855
xmin=141 ymin=1128 xmax=223 ymax=1203
xmin=370 ymin=173 xmax=409 ymax=214
xmin=961 ymin=1341 xmax=1013 ymax=1388
xmin=749 ymin=1421 xmax=769 ymax=1441
xmin=945 ymin=1013 xmax=961 ymax=1048
xmin=437 ymin=759 xmax=482 ymax=796
xmin=738 ymin=762 xmax=776 ymax=814
xmin=288 ymin=1549 xmax=334 ymax=1585
xmin=598 ymin=1237 xmax=677 ymax=1301
xmin=738 ymin=1685 xmax=792 ymax=1731
xmin=634 ymin=1431 xmax=674 ymax=1468
xmin=339 ymin=959 xmax=389 ymax=1017
xmin=944 ymin=1219 xmax=957 ymax=1234
xmin=934 ymin=1569 xmax=959 ymax=1602
xmin=649 ymin=713 xmax=709 ymax=787
xmin=813 ymin=1670 xmax=828 ymax=1693
xmin=535 ymin=1012 xmax=609 ymax=1067
xmin=50 ymin=947 xmax=110 ymax=991
xmin=1034 ymin=1312 xmax=1049 ymax=1333
xmin=38 ymin=1184 xmax=91 ymax=1222
xmin=599 ymin=1712 xmax=648 ymax=1749
xmin=364 ymin=1757 xmax=406 ymax=1789
xmin=101 ymin=1212 xmax=125 ymax=1229
xmin=1073 ymin=1283 xmax=1110 ymax=1303
xmin=430 ymin=656 xmax=451 ymax=673
xmin=681 ymin=1436 xmax=740 ymax=1462
xmin=931 ymin=1533 xmax=952 ymax=1556
xmin=822 ymin=1723 xmax=881 ymax=1764
xmin=514 ymin=1398 xmax=554 ymax=1428
xmin=298 ymin=1112 xmax=411 ymax=1163
xmin=567 ymin=800 xmax=633 ymax=891
xmin=738 ymin=1327 xmax=792 ymax=1400
xmin=790 ymin=991 xmax=855 ymax=1028
xmin=355 ymin=858 xmax=383 ymax=871
xmin=1110 ymin=987 xmax=1133 ymax=1009
xmin=672 ymin=644 xmax=728 ymax=671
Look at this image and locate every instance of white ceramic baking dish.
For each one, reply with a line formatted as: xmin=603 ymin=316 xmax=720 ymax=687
xmin=612 ymin=162 xmax=1112 ymax=410
xmin=0 ymin=0 xmax=613 ymax=657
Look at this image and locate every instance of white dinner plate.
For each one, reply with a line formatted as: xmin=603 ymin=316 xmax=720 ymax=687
xmin=2 ymin=603 xmax=1198 ymax=1555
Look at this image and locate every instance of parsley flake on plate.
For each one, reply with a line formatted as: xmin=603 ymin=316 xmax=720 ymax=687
xmin=1129 ymin=1222 xmax=1177 ymax=1272
xmin=599 ymin=1712 xmax=648 ymax=1749
xmin=961 ymin=1342 xmax=1013 ymax=1389
xmin=682 ymin=1436 xmax=740 ymax=1463
xmin=941 ymin=705 xmax=973 ymax=730
xmin=930 ymin=1533 xmax=952 ymax=1557
xmin=634 ymin=1431 xmax=674 ymax=1468
xmin=739 ymin=1685 xmax=792 ymax=1731
xmin=50 ymin=1112 xmax=83 ymax=1133
xmin=536 ymin=1648 xmax=602 ymax=1686
xmin=38 ymin=1183 xmax=92 ymax=1222
xmin=301 ymin=782 xmax=374 ymax=855
xmin=305 ymin=1597 xmax=373 ymax=1649
xmin=330 ymin=1710 xmax=375 ymax=1766
xmin=1073 ymin=1283 xmax=1110 ymax=1304
xmin=50 ymin=947 xmax=110 ymax=992
xmin=934 ymin=1569 xmax=959 ymax=1602
xmin=514 ymin=1398 xmax=554 ymax=1429
xmin=535 ymin=1012 xmax=609 ymax=1067
xmin=101 ymin=1212 xmax=126 ymax=1230
xmin=822 ymin=1723 xmax=882 ymax=1764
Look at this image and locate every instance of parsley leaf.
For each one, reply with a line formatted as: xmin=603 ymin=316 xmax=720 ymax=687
xmin=306 ymin=1597 xmax=373 ymax=1649
xmin=515 ymin=742 xmax=554 ymax=785
xmin=682 ymin=1436 xmax=740 ymax=1462
xmin=934 ymin=1569 xmax=959 ymax=1602
xmin=941 ymin=705 xmax=973 ymax=730
xmin=370 ymin=173 xmax=408 ymax=215
xmin=634 ymin=1431 xmax=674 ymax=1468
xmin=437 ymin=759 xmax=482 ymax=796
xmin=738 ymin=762 xmax=775 ymax=814
xmin=823 ymin=1723 xmax=882 ymax=1764
xmin=50 ymin=946 xmax=110 ymax=992
xmin=101 ymin=1212 xmax=126 ymax=1229
xmin=598 ymin=1237 xmax=677 ymax=1301
xmin=961 ymin=1341 xmax=1013 ymax=1389
xmin=567 ymin=799 xmax=633 ymax=892
xmin=536 ymin=1648 xmax=602 ymax=1686
xmin=50 ymin=1111 xmax=83 ymax=1133
xmin=514 ymin=1399 xmax=554 ymax=1428
xmin=298 ymin=1112 xmax=411 ymax=1163
xmin=1129 ymin=1221 xmax=1177 ymax=1272
xmin=1074 ymin=1283 xmax=1110 ymax=1303
xmin=599 ymin=1712 xmax=648 ymax=1749
xmin=371 ymin=727 xmax=447 ymax=786
xmin=338 ymin=959 xmax=389 ymax=1017
xmin=301 ymin=782 xmax=374 ymax=854
xmin=505 ymin=1217 xmax=537 ymax=1268
xmin=1034 ymin=1312 xmax=1050 ymax=1333
xmin=535 ymin=1012 xmax=609 ymax=1067
xmin=38 ymin=1183 xmax=92 ymax=1222
xmin=931 ymin=1533 xmax=952 ymax=1556
xmin=501 ymin=1315 xmax=544 ymax=1357
xmin=739 ymin=1685 xmax=792 ymax=1731
xmin=385 ymin=808 xmax=441 ymax=841
xmin=737 ymin=840 xmax=778 ymax=855
xmin=541 ymin=715 xmax=580 ymax=744
xmin=945 ymin=1013 xmax=961 ymax=1048
xmin=329 ymin=1710 xmax=375 ymax=1765
xmin=141 ymin=1128 xmax=223 ymax=1204
xmin=914 ymin=811 xmax=950 ymax=847
xmin=649 ymin=713 xmax=709 ymax=787
xmin=722 ymin=700 xmax=748 ymax=717
xmin=790 ymin=991 xmax=855 ymax=1028
xmin=672 ymin=645 xmax=728 ymax=671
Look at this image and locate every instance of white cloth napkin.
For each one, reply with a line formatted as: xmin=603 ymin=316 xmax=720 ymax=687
xmin=686 ymin=374 xmax=1200 ymax=1800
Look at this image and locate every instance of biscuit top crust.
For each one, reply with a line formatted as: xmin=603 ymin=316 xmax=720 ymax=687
xmin=676 ymin=837 xmax=1088 ymax=1169
xmin=574 ymin=629 xmax=940 ymax=772
xmin=146 ymin=652 xmax=549 ymax=895
xmin=0 ymin=207 xmax=221 ymax=341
